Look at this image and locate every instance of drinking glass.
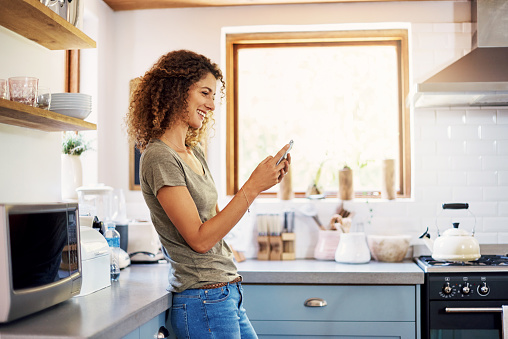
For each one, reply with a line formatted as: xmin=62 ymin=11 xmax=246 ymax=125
xmin=9 ymin=77 xmax=39 ymax=106
xmin=36 ymin=87 xmax=51 ymax=110
xmin=0 ymin=79 xmax=7 ymax=99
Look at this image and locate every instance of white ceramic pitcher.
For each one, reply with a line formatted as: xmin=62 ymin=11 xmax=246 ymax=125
xmin=335 ymin=232 xmax=371 ymax=264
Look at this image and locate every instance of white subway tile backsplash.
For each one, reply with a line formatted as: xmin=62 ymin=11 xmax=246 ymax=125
xmin=436 ymin=140 xmax=466 ymax=155
xmin=498 ymin=109 xmax=508 ymax=124
xmin=497 ymin=233 xmax=508 ymax=243
xmin=421 ymin=186 xmax=453 ymax=201
xmin=499 ymin=172 xmax=508 ymax=185
xmin=438 ymin=171 xmax=467 ymax=186
xmin=452 ymin=186 xmax=483 ymax=202
xmin=420 ymin=155 xmax=452 ymax=170
xmin=450 ymin=155 xmax=482 ymax=170
xmin=484 ymin=187 xmax=508 ymax=202
xmin=483 ymin=218 xmax=508 ymax=232
xmin=416 ymin=32 xmax=449 ymax=49
xmin=414 ymin=109 xmax=436 ymax=125
xmin=500 ymin=202 xmax=508 ymax=216
xmin=483 ymin=156 xmax=508 ymax=170
xmin=475 ymin=233 xmax=499 ymax=244
xmin=467 ymin=171 xmax=498 ymax=186
xmin=415 ymin=139 xmax=436 ymax=155
xmin=449 ymin=125 xmax=480 ymax=140
xmin=421 ymin=125 xmax=450 ymax=140
xmin=415 ymin=170 xmax=438 ymax=186
xmin=466 ymin=109 xmax=497 ymax=124
xmin=433 ymin=23 xmax=460 ymax=33
xmin=469 ymin=202 xmax=498 ymax=216
xmin=498 ymin=140 xmax=508 ymax=155
xmin=466 ymin=140 xmax=496 ymax=156
xmin=481 ymin=125 xmax=508 ymax=140
xmin=436 ymin=109 xmax=466 ymax=125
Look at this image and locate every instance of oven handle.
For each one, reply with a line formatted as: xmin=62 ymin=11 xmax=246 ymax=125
xmin=446 ymin=306 xmax=508 ymax=339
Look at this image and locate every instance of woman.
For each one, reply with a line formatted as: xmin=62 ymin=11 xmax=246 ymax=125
xmin=125 ymin=50 xmax=291 ymax=338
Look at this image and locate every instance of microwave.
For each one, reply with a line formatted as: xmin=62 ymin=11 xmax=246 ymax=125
xmin=0 ymin=203 xmax=82 ymax=322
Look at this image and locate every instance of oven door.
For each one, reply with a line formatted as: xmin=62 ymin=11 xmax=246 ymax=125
xmin=429 ymin=300 xmax=508 ymax=339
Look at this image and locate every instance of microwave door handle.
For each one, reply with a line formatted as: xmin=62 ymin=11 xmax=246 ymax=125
xmin=446 ymin=306 xmax=508 ymax=339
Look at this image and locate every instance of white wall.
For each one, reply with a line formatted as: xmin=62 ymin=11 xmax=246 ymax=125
xmin=0 ymin=25 xmax=66 ymax=202
xmin=3 ymin=1 xmax=507 ymax=258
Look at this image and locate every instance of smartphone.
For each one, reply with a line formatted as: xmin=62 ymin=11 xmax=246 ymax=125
xmin=276 ymin=140 xmax=293 ymax=165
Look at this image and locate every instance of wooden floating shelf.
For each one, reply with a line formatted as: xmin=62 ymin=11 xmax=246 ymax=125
xmin=0 ymin=98 xmax=96 ymax=132
xmin=0 ymin=0 xmax=96 ymax=50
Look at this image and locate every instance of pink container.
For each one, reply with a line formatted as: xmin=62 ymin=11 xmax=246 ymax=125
xmin=314 ymin=230 xmax=341 ymax=260
xmin=8 ymin=77 xmax=39 ymax=106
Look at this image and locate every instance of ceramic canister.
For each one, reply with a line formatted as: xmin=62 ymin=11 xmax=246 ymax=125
xmin=314 ymin=230 xmax=341 ymax=260
xmin=334 ymin=232 xmax=371 ymax=264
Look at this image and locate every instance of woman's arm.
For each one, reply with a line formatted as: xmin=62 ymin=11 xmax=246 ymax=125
xmin=157 ymin=144 xmax=291 ymax=253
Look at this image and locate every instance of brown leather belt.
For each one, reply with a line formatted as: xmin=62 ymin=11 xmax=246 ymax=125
xmin=199 ymin=276 xmax=242 ymax=290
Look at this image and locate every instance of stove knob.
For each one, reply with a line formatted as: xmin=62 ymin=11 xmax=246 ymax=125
xmin=443 ymin=282 xmax=452 ymax=294
xmin=461 ymin=283 xmax=471 ymax=295
xmin=478 ymin=282 xmax=490 ymax=296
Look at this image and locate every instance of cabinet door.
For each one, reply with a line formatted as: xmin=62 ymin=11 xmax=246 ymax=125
xmin=123 ymin=310 xmax=174 ymax=339
xmin=243 ymin=285 xmax=416 ymax=322
xmin=251 ymin=320 xmax=415 ymax=338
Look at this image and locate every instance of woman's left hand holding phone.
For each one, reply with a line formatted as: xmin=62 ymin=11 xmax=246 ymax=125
xmin=243 ymin=143 xmax=292 ymax=195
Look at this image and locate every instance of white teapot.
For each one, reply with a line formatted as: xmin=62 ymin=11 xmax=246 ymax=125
xmin=420 ymin=203 xmax=480 ymax=262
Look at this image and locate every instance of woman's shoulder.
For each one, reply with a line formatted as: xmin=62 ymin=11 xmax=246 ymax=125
xmin=143 ymin=139 xmax=176 ymax=162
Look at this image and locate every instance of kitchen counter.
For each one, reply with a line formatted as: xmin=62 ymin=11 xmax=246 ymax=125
xmin=0 ymin=259 xmax=423 ymax=338
xmin=0 ymin=264 xmax=172 ymax=339
xmin=237 ymin=259 xmax=424 ymax=285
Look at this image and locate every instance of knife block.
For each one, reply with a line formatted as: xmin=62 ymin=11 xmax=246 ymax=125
xmin=281 ymin=232 xmax=296 ymax=260
xmin=257 ymin=235 xmax=270 ymax=260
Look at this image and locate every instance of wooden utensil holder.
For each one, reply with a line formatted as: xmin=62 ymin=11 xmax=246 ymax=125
xmin=281 ymin=232 xmax=296 ymax=260
xmin=257 ymin=235 xmax=270 ymax=260
xmin=269 ymin=235 xmax=283 ymax=260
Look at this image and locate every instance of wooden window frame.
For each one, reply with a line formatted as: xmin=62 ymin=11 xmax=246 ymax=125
xmin=225 ymin=29 xmax=411 ymax=198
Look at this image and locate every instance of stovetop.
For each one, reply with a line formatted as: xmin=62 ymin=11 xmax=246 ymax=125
xmin=416 ymin=255 xmax=508 ymax=273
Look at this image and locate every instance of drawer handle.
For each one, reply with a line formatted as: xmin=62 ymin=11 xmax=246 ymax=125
xmin=304 ymin=298 xmax=327 ymax=307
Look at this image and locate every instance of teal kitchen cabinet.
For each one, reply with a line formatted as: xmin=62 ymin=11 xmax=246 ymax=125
xmin=243 ymin=284 xmax=419 ymax=338
xmin=123 ymin=310 xmax=175 ymax=339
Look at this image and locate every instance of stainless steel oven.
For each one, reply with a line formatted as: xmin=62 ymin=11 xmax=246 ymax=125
xmin=416 ymin=256 xmax=508 ymax=339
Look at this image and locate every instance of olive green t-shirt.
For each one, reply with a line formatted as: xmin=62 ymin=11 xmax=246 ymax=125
xmin=140 ymin=139 xmax=239 ymax=293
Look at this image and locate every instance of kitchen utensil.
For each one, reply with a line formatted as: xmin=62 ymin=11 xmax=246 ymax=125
xmin=334 ymin=232 xmax=371 ymax=264
xmin=8 ymin=77 xmax=38 ymax=106
xmin=419 ymin=203 xmax=480 ymax=262
xmin=300 ymin=203 xmax=325 ymax=230
xmin=0 ymin=79 xmax=7 ymax=99
xmin=367 ymin=234 xmax=411 ymax=262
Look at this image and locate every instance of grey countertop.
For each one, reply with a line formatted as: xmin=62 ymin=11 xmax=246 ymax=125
xmin=0 ymin=259 xmax=424 ymax=338
xmin=237 ymin=259 xmax=424 ymax=285
xmin=0 ymin=264 xmax=172 ymax=339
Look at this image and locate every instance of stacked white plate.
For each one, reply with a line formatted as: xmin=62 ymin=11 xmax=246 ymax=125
xmin=50 ymin=93 xmax=92 ymax=120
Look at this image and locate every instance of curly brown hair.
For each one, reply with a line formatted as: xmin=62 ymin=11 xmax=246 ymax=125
xmin=125 ymin=50 xmax=225 ymax=152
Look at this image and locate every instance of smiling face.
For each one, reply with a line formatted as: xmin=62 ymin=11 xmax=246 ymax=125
xmin=185 ymin=72 xmax=217 ymax=129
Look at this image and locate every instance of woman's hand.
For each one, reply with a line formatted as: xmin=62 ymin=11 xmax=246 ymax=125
xmin=244 ymin=143 xmax=292 ymax=195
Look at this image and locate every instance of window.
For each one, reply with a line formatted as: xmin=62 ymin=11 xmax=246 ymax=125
xmin=225 ymin=28 xmax=411 ymax=198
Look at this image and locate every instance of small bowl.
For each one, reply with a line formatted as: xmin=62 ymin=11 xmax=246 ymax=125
xmin=367 ymin=234 xmax=412 ymax=262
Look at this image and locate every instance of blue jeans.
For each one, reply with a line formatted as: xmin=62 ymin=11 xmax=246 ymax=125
xmin=171 ymin=282 xmax=258 ymax=339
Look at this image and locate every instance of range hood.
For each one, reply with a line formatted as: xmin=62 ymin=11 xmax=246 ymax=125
xmin=413 ymin=0 xmax=508 ymax=108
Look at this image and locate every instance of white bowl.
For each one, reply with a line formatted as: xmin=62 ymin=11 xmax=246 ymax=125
xmin=51 ymin=108 xmax=91 ymax=120
xmin=367 ymin=234 xmax=412 ymax=262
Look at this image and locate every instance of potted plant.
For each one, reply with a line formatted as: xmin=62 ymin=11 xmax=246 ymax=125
xmin=61 ymin=132 xmax=89 ymax=200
